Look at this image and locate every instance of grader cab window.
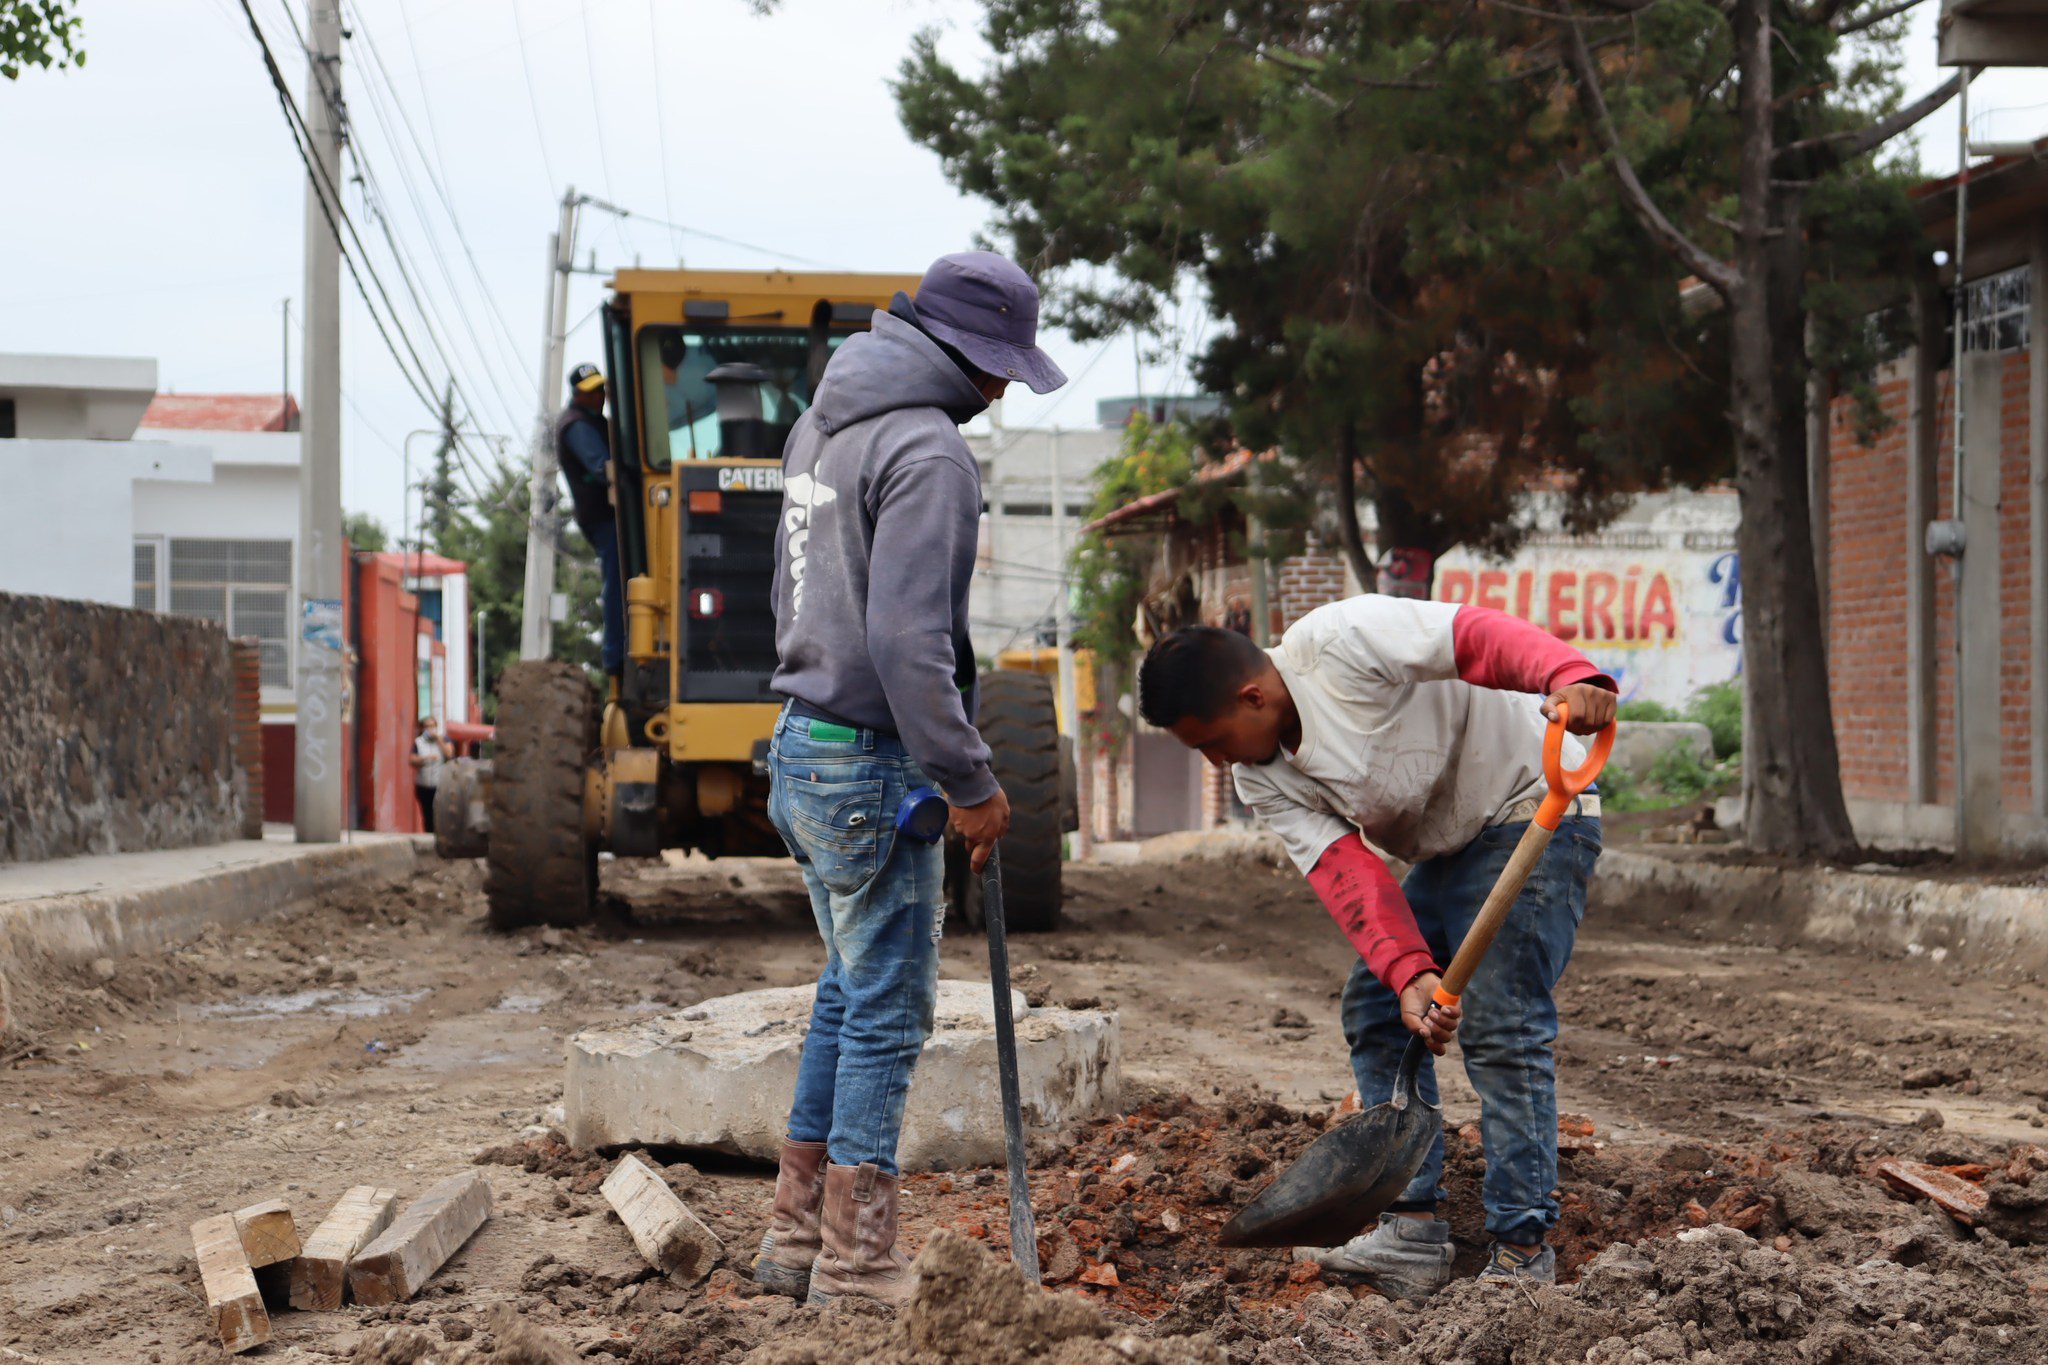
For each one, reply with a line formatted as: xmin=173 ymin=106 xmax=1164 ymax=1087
xmin=637 ymin=324 xmax=845 ymax=467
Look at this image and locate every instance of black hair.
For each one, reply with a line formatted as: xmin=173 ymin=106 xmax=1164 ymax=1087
xmin=1138 ymin=626 xmax=1269 ymax=728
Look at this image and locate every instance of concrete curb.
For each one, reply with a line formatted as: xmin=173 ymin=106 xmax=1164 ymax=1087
xmin=0 ymin=835 xmax=427 ymax=975
xmin=1592 ymin=848 xmax=2048 ymax=977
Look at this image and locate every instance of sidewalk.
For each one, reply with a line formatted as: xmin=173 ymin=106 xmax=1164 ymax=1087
xmin=0 ymin=826 xmax=428 ymax=973
xmin=1592 ymin=846 xmax=2048 ymax=977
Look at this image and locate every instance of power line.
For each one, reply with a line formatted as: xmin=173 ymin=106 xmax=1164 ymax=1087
xmin=237 ymin=0 xmax=510 ymax=514
xmin=235 ymin=0 xmax=441 ymax=415
xmin=577 ymin=198 xmax=843 ymax=270
xmin=342 ymin=36 xmax=532 ymax=431
xmin=341 ymin=2 xmax=530 ymax=378
xmin=510 ymin=0 xmax=560 ymax=197
xmin=578 ymin=0 xmax=634 ymax=260
xmin=645 ymin=0 xmax=683 ymax=261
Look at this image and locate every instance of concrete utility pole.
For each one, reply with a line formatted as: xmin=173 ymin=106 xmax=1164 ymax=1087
xmin=295 ymin=0 xmax=345 ymax=843
xmin=1049 ymin=429 xmax=1091 ymax=859
xmin=520 ymin=189 xmax=581 ymax=660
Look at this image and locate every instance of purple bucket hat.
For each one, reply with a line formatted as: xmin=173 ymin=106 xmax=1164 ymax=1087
xmin=912 ymin=251 xmax=1068 ymax=395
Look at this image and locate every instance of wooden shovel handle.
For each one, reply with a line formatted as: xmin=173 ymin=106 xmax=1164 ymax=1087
xmin=1431 ymin=706 xmax=1615 ymax=1010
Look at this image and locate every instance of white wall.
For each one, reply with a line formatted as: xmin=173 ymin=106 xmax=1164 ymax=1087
xmin=0 ymin=439 xmax=211 ymax=605
xmin=133 ymin=462 xmax=299 ymax=541
xmin=0 ymin=353 xmax=156 ymax=439
xmin=966 ymin=425 xmax=1122 ymax=653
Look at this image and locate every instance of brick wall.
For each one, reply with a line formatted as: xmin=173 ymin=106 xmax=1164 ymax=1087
xmin=0 ymin=593 xmax=243 ymax=863
xmin=1823 ymin=365 xmax=1914 ymax=799
xmin=229 ymin=638 xmax=266 ymax=839
xmin=1825 ymin=347 xmax=2032 ymax=813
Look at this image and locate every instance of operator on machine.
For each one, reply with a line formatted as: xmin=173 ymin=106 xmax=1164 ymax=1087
xmin=556 ymin=362 xmax=624 ymax=682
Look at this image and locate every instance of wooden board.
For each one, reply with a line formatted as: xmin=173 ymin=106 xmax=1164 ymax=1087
xmin=1874 ymin=1158 xmax=1989 ymax=1225
xmin=232 ymin=1198 xmax=300 ymax=1268
xmin=191 ymin=1213 xmax=271 ymax=1354
xmin=600 ymin=1153 xmax=724 ymax=1284
xmin=347 ymin=1173 xmax=491 ymax=1306
xmin=290 ymin=1185 xmax=400 ymax=1311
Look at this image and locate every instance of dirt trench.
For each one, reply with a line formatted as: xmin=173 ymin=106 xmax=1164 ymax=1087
xmin=5 ymin=845 xmax=2048 ymax=1361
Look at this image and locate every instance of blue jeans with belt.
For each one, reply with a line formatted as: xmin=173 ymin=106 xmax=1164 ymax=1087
xmin=1341 ymin=814 xmax=1602 ymax=1246
xmin=766 ymin=706 xmax=944 ymax=1174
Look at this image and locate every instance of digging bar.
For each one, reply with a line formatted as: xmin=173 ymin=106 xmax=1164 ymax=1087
xmin=981 ymin=843 xmax=1042 ymax=1283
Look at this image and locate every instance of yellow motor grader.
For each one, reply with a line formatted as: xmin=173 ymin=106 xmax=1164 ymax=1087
xmin=440 ymin=269 xmax=1072 ymax=931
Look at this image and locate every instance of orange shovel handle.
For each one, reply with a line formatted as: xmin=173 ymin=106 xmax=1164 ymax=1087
xmin=1536 ymin=700 xmax=1616 ymax=831
xmin=1428 ymin=704 xmax=1617 ymax=1015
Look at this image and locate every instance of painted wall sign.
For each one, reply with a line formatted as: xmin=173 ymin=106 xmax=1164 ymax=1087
xmin=1434 ymin=544 xmax=1741 ymax=706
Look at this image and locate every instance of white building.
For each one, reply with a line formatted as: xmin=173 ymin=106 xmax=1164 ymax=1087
xmin=133 ymin=393 xmax=305 ymax=707
xmin=965 ymin=394 xmax=1214 ymax=655
xmin=0 ymin=354 xmax=214 ymax=607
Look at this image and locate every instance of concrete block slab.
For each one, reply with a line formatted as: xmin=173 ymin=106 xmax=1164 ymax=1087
xmin=565 ymin=980 xmax=1121 ymax=1171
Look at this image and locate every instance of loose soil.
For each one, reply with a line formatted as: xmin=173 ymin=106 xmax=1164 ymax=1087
xmin=6 ymin=838 xmax=2048 ymax=1361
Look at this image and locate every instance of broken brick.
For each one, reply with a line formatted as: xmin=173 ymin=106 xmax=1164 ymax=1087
xmin=1874 ymin=1159 xmax=1990 ymax=1226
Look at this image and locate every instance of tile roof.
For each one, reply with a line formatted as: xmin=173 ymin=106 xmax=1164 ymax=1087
xmin=140 ymin=393 xmax=301 ymax=432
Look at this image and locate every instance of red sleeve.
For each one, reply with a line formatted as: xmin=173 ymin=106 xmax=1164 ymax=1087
xmin=1452 ymin=604 xmax=1617 ymax=696
xmin=1306 ymin=834 xmax=1438 ymax=994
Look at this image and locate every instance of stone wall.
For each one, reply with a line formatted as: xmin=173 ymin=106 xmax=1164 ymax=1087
xmin=0 ymin=592 xmax=244 ymax=863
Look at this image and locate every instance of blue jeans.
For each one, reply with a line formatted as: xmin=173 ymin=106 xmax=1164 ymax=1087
xmin=767 ymin=707 xmax=944 ymax=1174
xmin=588 ymin=518 xmax=625 ymax=675
xmin=1341 ymin=814 xmax=1601 ymax=1246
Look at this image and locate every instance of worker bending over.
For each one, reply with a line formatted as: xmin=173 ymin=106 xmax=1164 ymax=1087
xmin=1139 ymin=596 xmax=1616 ymax=1298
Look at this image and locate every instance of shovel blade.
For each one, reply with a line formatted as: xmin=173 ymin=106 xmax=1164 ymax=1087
xmin=1218 ymin=1096 xmax=1439 ymax=1249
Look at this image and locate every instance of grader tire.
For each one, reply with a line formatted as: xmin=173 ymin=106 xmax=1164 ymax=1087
xmin=976 ymin=669 xmax=1063 ymax=932
xmin=484 ymin=661 xmax=598 ymax=930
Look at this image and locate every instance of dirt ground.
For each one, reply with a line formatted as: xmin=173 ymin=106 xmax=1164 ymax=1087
xmin=7 ymin=837 xmax=2048 ymax=1362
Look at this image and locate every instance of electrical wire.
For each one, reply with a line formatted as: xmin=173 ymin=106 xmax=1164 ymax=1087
xmin=344 ymin=47 xmax=532 ymax=431
xmin=238 ymin=0 xmax=514 ymax=515
xmin=578 ymin=0 xmax=635 ymax=259
xmin=342 ymin=2 xmax=531 ymax=379
xmin=576 ymin=199 xmax=844 ymax=269
xmin=235 ymin=0 xmax=442 ymax=415
xmin=510 ymin=0 xmax=561 ymax=197
xmin=645 ymin=0 xmax=683 ymax=262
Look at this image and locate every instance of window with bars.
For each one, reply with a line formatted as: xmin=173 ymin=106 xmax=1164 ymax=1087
xmin=156 ymin=538 xmax=295 ymax=687
xmin=1961 ymin=266 xmax=2031 ymax=354
xmin=133 ymin=540 xmax=159 ymax=612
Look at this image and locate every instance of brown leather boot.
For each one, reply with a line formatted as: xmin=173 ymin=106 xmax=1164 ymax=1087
xmin=806 ymin=1161 xmax=914 ymax=1307
xmin=750 ymin=1139 xmax=829 ymax=1297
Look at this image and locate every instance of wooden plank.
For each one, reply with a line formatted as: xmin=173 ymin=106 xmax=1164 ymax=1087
xmin=347 ymin=1173 xmax=492 ymax=1306
xmin=191 ymin=1213 xmax=271 ymax=1354
xmin=290 ymin=1185 xmax=399 ymax=1311
xmin=232 ymin=1198 xmax=300 ymax=1268
xmin=1874 ymin=1158 xmax=1990 ymax=1225
xmin=599 ymin=1153 xmax=723 ymax=1284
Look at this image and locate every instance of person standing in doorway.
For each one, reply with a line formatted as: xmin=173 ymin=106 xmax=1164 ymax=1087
xmin=410 ymin=714 xmax=451 ymax=834
xmin=558 ymin=362 xmax=624 ymax=682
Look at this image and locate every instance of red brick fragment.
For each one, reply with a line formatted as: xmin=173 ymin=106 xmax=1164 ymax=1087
xmin=1873 ymin=1158 xmax=1990 ymax=1225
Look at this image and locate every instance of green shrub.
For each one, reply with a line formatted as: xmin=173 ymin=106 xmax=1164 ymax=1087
xmin=1618 ymin=699 xmax=1678 ymax=723
xmin=1686 ymin=680 xmax=1743 ymax=758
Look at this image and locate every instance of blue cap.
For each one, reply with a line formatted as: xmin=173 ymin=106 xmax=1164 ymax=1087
xmin=913 ymin=251 xmax=1068 ymax=395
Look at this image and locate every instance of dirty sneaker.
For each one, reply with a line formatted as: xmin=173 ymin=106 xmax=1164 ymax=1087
xmin=1299 ymin=1214 xmax=1453 ymax=1301
xmin=1480 ymin=1241 xmax=1556 ymax=1285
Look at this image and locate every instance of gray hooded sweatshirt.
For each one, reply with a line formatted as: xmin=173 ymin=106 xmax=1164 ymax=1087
xmin=770 ymin=308 xmax=998 ymax=806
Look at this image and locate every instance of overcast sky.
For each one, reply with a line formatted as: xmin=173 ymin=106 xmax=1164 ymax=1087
xmin=0 ymin=2 xmax=2038 ymax=538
